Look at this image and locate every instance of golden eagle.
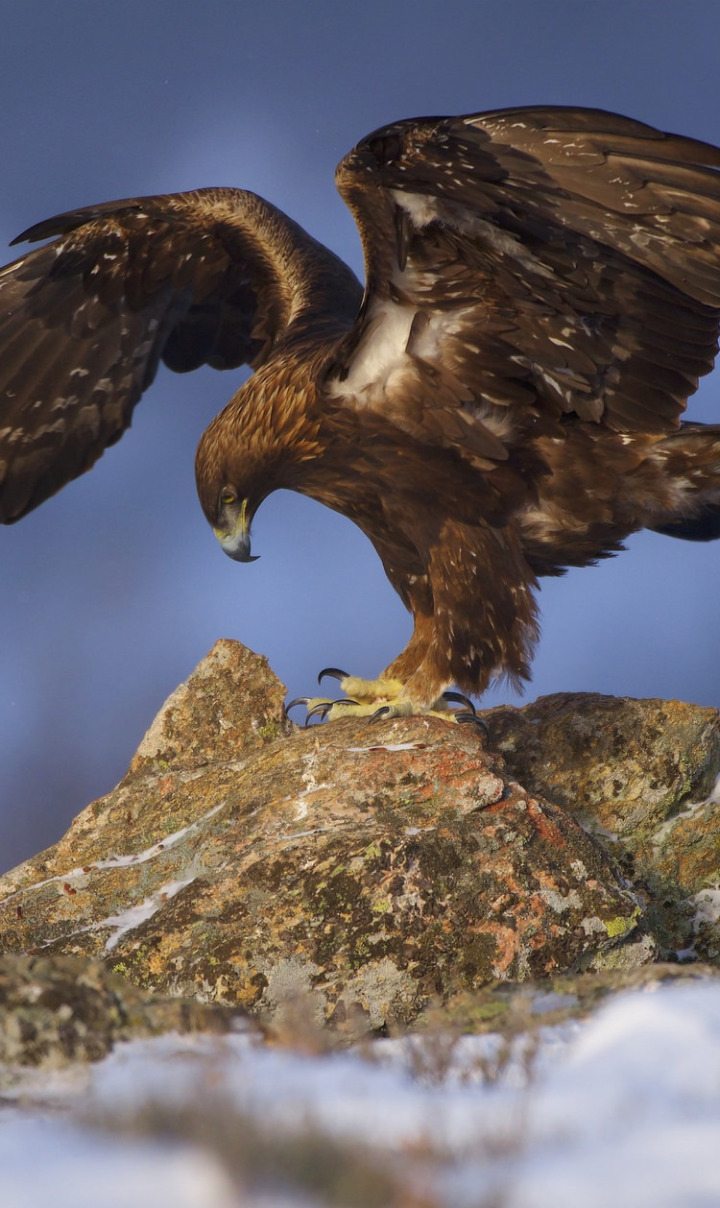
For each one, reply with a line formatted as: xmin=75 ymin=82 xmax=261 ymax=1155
xmin=1 ymin=107 xmax=720 ymax=719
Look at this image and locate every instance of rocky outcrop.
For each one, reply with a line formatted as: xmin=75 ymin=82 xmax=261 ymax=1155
xmin=0 ymin=952 xmax=250 ymax=1070
xmin=488 ymin=694 xmax=720 ymax=960
xmin=0 ymin=639 xmax=718 ymax=1042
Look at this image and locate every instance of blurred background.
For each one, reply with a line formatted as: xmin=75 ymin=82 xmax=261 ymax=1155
xmin=1 ymin=0 xmax=719 ymax=871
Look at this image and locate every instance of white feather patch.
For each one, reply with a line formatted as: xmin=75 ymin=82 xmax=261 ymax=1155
xmin=390 ymin=189 xmax=442 ymax=228
xmin=327 ymin=299 xmax=417 ymax=403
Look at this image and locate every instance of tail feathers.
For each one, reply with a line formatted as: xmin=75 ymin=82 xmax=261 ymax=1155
xmin=649 ymin=422 xmax=720 ymax=543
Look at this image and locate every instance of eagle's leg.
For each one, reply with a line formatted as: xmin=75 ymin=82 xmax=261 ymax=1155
xmin=287 ymin=522 xmax=538 ymax=725
xmin=287 ymin=659 xmax=469 ymax=724
xmin=288 ymin=612 xmax=461 ymax=722
xmin=285 ymin=669 xmax=408 ymax=723
xmin=289 ymin=675 xmax=434 ymax=723
xmin=370 ymin=523 xmax=539 ymax=717
xmin=291 ymin=677 xmax=467 ymax=723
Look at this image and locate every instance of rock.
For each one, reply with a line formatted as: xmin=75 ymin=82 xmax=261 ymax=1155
xmin=419 ymin=960 xmax=720 ymax=1036
xmin=128 ymin=638 xmax=290 ymax=775
xmin=0 ymin=952 xmax=251 ymax=1071
xmin=486 ymin=693 xmax=720 ymax=959
xmin=0 ymin=641 xmax=641 ymax=1034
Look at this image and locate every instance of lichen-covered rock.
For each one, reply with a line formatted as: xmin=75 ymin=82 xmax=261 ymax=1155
xmin=128 ymin=638 xmax=290 ymax=776
xmin=487 ymin=693 xmax=720 ymax=959
xmin=0 ymin=642 xmax=640 ymax=1033
xmin=0 ymin=953 xmax=250 ymax=1070
xmin=413 ymin=961 xmax=720 ymax=1047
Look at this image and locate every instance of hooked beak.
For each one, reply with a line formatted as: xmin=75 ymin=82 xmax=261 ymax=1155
xmin=213 ymin=499 xmax=260 ymax=563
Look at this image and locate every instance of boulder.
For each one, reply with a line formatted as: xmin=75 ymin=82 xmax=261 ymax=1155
xmin=488 ymin=694 xmax=720 ymax=959
xmin=0 ymin=952 xmax=250 ymax=1071
xmin=0 ymin=641 xmax=643 ymax=1033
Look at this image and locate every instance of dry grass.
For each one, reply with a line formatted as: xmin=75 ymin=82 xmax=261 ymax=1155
xmin=91 ymin=1093 xmax=442 ymax=1207
xmin=85 ymin=985 xmax=541 ymax=1206
xmin=357 ymin=991 xmax=543 ymax=1091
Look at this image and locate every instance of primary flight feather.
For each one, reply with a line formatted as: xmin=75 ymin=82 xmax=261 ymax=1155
xmin=2 ymin=106 xmax=720 ymax=717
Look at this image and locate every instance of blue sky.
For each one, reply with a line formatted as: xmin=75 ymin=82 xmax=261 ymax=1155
xmin=1 ymin=0 xmax=719 ymax=870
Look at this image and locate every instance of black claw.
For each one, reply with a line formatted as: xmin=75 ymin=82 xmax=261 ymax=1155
xmin=369 ymin=705 xmax=392 ymax=723
xmin=286 ymin=694 xmax=362 ymax=726
xmin=318 ymin=667 xmax=349 ymax=686
xmin=456 ymin=712 xmax=489 ymax=736
xmin=442 ymin=690 xmax=476 ymax=716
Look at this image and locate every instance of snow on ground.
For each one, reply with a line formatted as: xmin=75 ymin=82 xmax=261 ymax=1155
xmin=3 ymin=979 xmax=720 ymax=1207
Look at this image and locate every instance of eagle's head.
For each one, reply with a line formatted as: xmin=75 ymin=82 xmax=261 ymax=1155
xmin=207 ymin=485 xmax=260 ymax=563
xmin=194 ymin=367 xmax=327 ymax=564
xmin=195 ymin=439 xmax=272 ymax=563
xmin=194 ymin=416 xmax=272 ymax=565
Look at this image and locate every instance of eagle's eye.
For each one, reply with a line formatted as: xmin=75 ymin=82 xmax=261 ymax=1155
xmin=219 ymin=488 xmax=237 ymax=508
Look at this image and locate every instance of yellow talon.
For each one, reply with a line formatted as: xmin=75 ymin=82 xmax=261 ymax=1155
xmin=288 ymin=673 xmax=483 ymax=728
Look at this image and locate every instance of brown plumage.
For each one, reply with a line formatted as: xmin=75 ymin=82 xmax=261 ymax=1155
xmin=2 ymin=106 xmax=720 ymax=714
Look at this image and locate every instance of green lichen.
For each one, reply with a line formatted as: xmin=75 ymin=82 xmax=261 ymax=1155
xmin=256 ymin=721 xmax=283 ymax=741
xmin=470 ymin=1000 xmax=511 ymax=1023
xmin=604 ymin=907 xmax=641 ymax=939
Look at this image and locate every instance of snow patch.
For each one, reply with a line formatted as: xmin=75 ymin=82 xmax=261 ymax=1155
xmin=103 ymin=877 xmax=195 ymax=951
xmin=4 ymin=981 xmax=720 ymax=1207
xmin=0 ymin=803 xmax=225 ymax=906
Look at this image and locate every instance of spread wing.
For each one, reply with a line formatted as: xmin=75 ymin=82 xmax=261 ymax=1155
xmin=0 ymin=188 xmax=361 ymax=521
xmin=330 ymin=106 xmax=720 ymax=469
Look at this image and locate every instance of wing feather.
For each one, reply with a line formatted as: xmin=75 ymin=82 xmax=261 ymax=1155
xmin=331 ymin=106 xmax=720 ymax=459
xmin=0 ymin=188 xmax=361 ymax=521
